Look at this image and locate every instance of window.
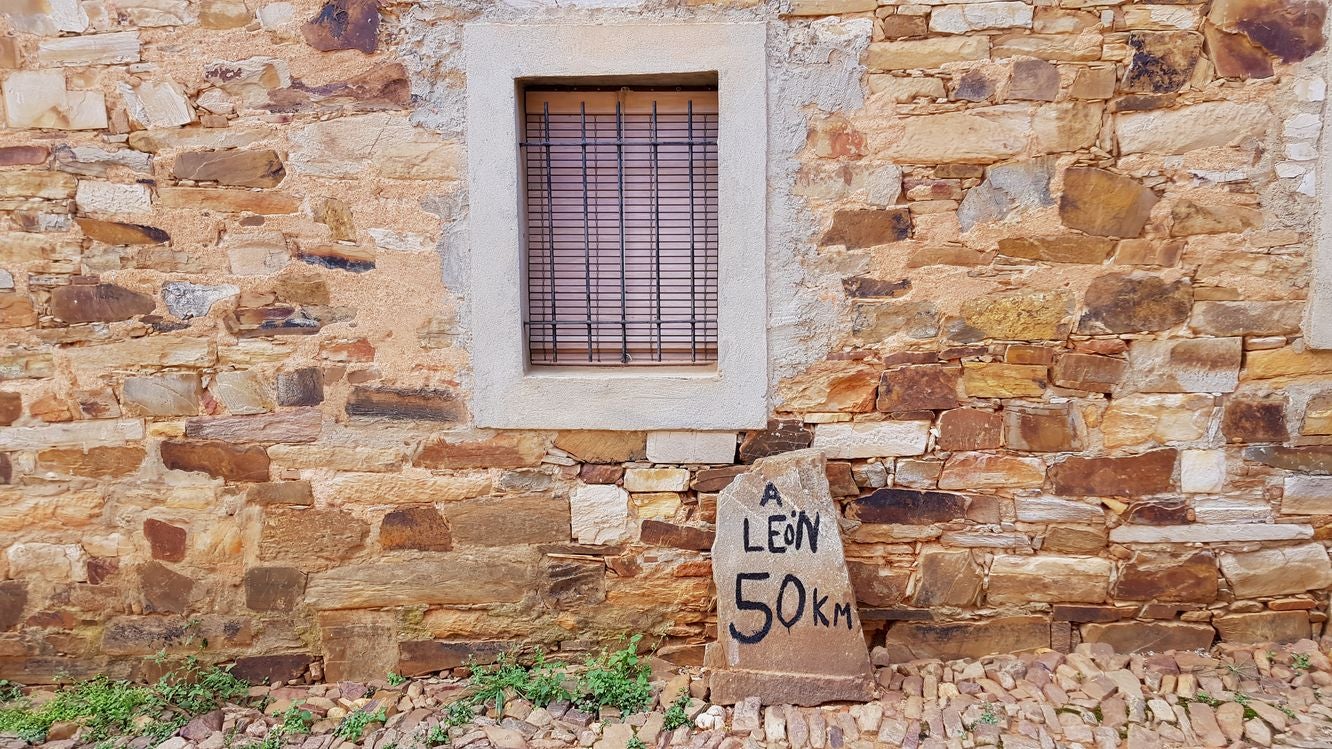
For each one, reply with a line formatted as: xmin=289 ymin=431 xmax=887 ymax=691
xmin=522 ymin=86 xmax=719 ymax=365
xmin=464 ymin=23 xmax=767 ymax=430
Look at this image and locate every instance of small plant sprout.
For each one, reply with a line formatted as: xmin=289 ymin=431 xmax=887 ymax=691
xmin=1293 ymin=653 xmax=1312 ymax=671
xmin=663 ymin=692 xmax=692 ymax=731
xmin=387 ymin=672 xmax=408 ymax=687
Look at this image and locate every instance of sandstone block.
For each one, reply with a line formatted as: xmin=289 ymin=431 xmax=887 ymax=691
xmin=185 ymin=409 xmax=321 ymax=444
xmin=1221 ymin=394 xmax=1289 ymax=443
xmin=159 ymin=187 xmax=298 ymax=214
xmin=820 ymin=209 xmax=912 ymax=249
xmin=1060 ymin=168 xmax=1158 ymax=238
xmin=938 ymin=452 xmax=1044 ymax=490
xmin=276 ymin=368 xmax=324 ymax=407
xmin=1214 ymin=611 xmax=1311 ymax=644
xmin=937 ymin=408 xmax=1002 ymax=451
xmin=378 ymin=506 xmax=451 ymax=551
xmin=1052 ymin=353 xmax=1126 ymax=393
xmin=810 ymin=421 xmax=931 ymax=458
xmin=245 ymin=481 xmax=314 ymax=506
xmin=6 ymin=542 xmax=86 ymax=583
xmin=1015 ymin=497 xmax=1104 ymax=524
xmin=639 ymin=519 xmax=714 ymax=551
xmin=1049 ymin=450 xmax=1176 ymax=497
xmin=1282 ymin=476 xmax=1332 ymax=514
xmin=991 ymin=32 xmax=1101 ymax=61
xmin=1121 ymin=31 xmax=1203 ymax=93
xmin=121 ymin=373 xmax=202 ymax=417
xmin=1118 ymin=338 xmax=1242 ymax=394
xmin=1 ymin=71 xmax=106 ymax=130
xmin=848 ymin=562 xmax=910 ymax=607
xmin=959 ymin=290 xmax=1072 ymax=341
xmin=160 ymin=439 xmax=270 ymax=482
xmin=930 ymin=2 xmax=1033 ymax=33
xmin=1004 ymin=405 xmax=1080 ymax=452
xmin=1102 ymin=394 xmax=1214 ymax=449
xmin=75 ymin=181 xmax=152 ymax=216
xmin=1080 ymin=621 xmax=1214 ymax=653
xmin=36 ymin=446 xmax=145 ymax=478
xmin=1114 ymin=551 xmax=1218 ymax=603
xmin=259 ymin=508 xmax=368 ymax=564
xmin=646 ymin=431 xmax=738 ymax=464
xmin=884 ymin=107 xmax=1029 ymax=164
xmin=173 ymin=149 xmax=285 ymax=188
xmin=414 ymin=432 xmax=547 ymax=469
xmin=1077 ymin=273 xmax=1191 ymax=334
xmin=884 ymin=616 xmax=1050 ymax=660
xmin=988 ymin=555 xmax=1112 ymax=604
xmin=849 ymin=487 xmax=969 ymax=524
xmin=1116 ymin=101 xmax=1270 ymax=154
xmin=997 ymin=235 xmax=1114 ymax=264
xmin=443 ymin=495 xmax=570 ymax=546
xmin=961 ymin=362 xmax=1047 ymax=398
xmin=624 ymin=467 xmax=690 ymax=492
xmin=397 ymin=640 xmax=511 ymax=678
xmin=1219 ymin=543 xmax=1332 ymax=597
xmin=50 ymin=283 xmax=155 ymax=323
xmin=1171 ymin=200 xmax=1263 ymax=236
xmin=865 ymin=37 xmax=991 ymax=71
xmin=324 ymin=472 xmax=490 ymax=505
xmin=1181 ymin=449 xmax=1226 ymax=493
xmin=0 ymin=295 xmax=35 ymax=329
xmin=345 ymin=386 xmax=465 ymax=422
xmin=1044 ymin=525 xmax=1108 ymax=554
xmin=302 ymin=0 xmax=379 ymax=53
xmin=305 ymin=551 xmax=537 ymax=608
xmin=244 ymin=567 xmax=306 ymax=611
xmin=76 ymin=218 xmax=169 ymax=246
xmin=739 ymin=420 xmax=813 ymax=463
xmin=140 ymin=562 xmax=193 ymax=614
xmin=912 ymin=548 xmax=981 ymax=607
xmin=553 ymin=430 xmax=646 ymax=463
xmin=1111 ymin=523 xmax=1311 ymax=543
xmin=143 ymin=518 xmax=187 ymax=562
xmin=1191 ymin=301 xmax=1303 ymax=337
xmin=877 ymin=364 xmax=961 ymax=412
xmin=37 ymin=31 xmax=140 ymax=66
xmin=0 ymin=419 xmax=143 ymax=451
xmin=0 ymin=582 xmax=24 ymax=631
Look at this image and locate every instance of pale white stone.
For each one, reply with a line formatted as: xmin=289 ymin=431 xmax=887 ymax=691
xmin=1180 ymin=449 xmax=1225 ymax=493
xmin=291 ymin=112 xmax=461 ymax=180
xmin=929 ymin=2 xmax=1032 ymax=33
xmin=1109 ymin=524 xmax=1312 ymax=544
xmin=1116 ymin=102 xmax=1271 ymax=155
xmin=1193 ymin=498 xmax=1272 ymax=524
xmin=2 ymin=70 xmax=108 ymax=131
xmin=227 ymin=236 xmax=289 ymax=275
xmin=1286 ymin=142 xmax=1318 ymax=161
xmin=1294 ymin=76 xmax=1327 ymax=102
xmin=811 ymin=420 xmax=931 ymax=458
xmin=1121 ymin=5 xmax=1200 ymax=29
xmin=864 ymin=163 xmax=904 ymax=206
xmin=623 ymin=467 xmax=690 ymax=492
xmin=987 ymin=555 xmax=1113 ymax=604
xmin=75 ymin=181 xmax=153 ymax=215
xmin=570 ymin=483 xmax=632 ymax=544
xmin=258 ymin=1 xmax=295 ymax=27
xmin=2 ymin=0 xmax=87 ymax=34
xmin=51 ymin=0 xmax=90 ymax=32
xmin=368 ymin=228 xmax=433 ymax=253
xmin=0 ymin=418 xmax=144 ymax=450
xmin=1276 ymin=161 xmax=1308 ymax=179
xmin=195 ymin=89 xmax=235 ymax=116
xmin=56 ymin=144 xmax=153 ymax=175
xmin=123 ymin=80 xmax=194 ymax=128
xmin=6 ymin=542 xmax=88 ymax=582
xmin=211 ymin=371 xmax=274 ymax=415
xmin=204 ymin=57 xmax=291 ymax=106
xmin=0 ymin=271 xmax=13 ymax=291
xmin=1285 ymin=113 xmax=1322 ymax=140
xmin=645 ymin=431 xmax=737 ymax=464
xmin=162 ymin=281 xmax=238 ymax=319
xmin=116 ymin=0 xmax=196 ymax=26
xmin=1015 ymin=497 xmax=1104 ymax=523
xmin=1282 ymin=476 xmax=1332 ymax=515
xmin=1297 ymin=170 xmax=1318 ymax=196
xmin=37 ymin=31 xmax=141 ymax=66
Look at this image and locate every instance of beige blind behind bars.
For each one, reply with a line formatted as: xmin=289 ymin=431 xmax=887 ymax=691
xmin=521 ymin=87 xmax=720 ymax=366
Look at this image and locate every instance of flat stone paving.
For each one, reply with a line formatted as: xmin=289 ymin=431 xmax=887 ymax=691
xmin=9 ymin=639 xmax=1332 ymax=749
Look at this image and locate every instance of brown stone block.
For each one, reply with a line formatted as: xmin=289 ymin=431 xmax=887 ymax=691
xmin=443 ymin=495 xmax=570 ymax=547
xmin=244 ymin=567 xmax=307 ymax=611
xmin=1210 ymin=0 xmax=1326 ymax=64
xmin=158 ymin=187 xmax=299 ymax=214
xmin=848 ymin=487 xmax=969 ymax=524
xmin=1221 ymin=394 xmax=1289 ymax=443
xmin=553 ymin=430 xmax=646 ymax=463
xmin=912 ymin=548 xmax=980 ymax=607
xmin=122 ymin=373 xmax=202 ymax=418
xmin=1121 ymin=31 xmax=1203 ymax=93
xmin=938 ymin=452 xmax=1045 ymax=490
xmin=397 ymin=640 xmax=511 ymax=677
xmin=1080 ymin=621 xmax=1214 ymax=653
xmin=0 ymin=145 xmax=49 ymax=166
xmin=826 ymin=461 xmax=859 ymax=496
xmin=1124 ymin=499 xmax=1192 ymax=526
xmin=0 ymin=582 xmax=25 ymax=631
xmin=1004 ymin=405 xmax=1080 ymax=452
xmin=1059 ymin=167 xmax=1158 ymax=238
xmin=1114 ymin=551 xmax=1218 ymax=603
xmin=820 ymin=208 xmax=912 ymax=249
xmin=245 ymin=481 xmax=315 ymax=506
xmin=298 ymin=244 xmax=375 ymax=273
xmin=639 ymin=520 xmax=714 ymax=551
xmin=161 ymin=439 xmax=271 ymax=482
xmin=1005 ymin=345 xmax=1056 ymax=366
xmin=579 ymin=463 xmax=624 ymax=484
xmin=0 ymin=391 xmax=19 ymax=426
xmin=1191 ymin=301 xmax=1302 ymax=337
xmin=319 ymin=610 xmax=395 ymax=683
xmin=379 ymin=506 xmax=451 ymax=551
xmin=0 ymin=294 xmax=35 ymax=329
xmin=1213 ymin=611 xmax=1311 ymax=644
xmin=1245 ymin=444 xmax=1332 ymax=473
xmin=1052 ymin=605 xmax=1132 ymax=623
xmin=1043 ymin=525 xmax=1108 ymax=554
xmin=304 ymin=551 xmax=538 ymax=608
xmin=1051 ymin=353 xmax=1125 ymax=393
xmin=877 ymin=364 xmax=961 ymax=412
xmin=173 ymin=149 xmax=286 ymax=188
xmin=1048 ymin=449 xmax=1177 ymax=497
xmin=961 ymin=362 xmax=1047 ymax=398
xmin=139 ymin=562 xmax=193 ymax=614
xmin=1113 ymin=238 xmax=1183 ymax=267
xmin=997 ymin=235 xmax=1115 ymax=264
xmin=883 ymin=616 xmax=1051 ymax=660
xmin=1077 ymin=273 xmax=1192 ymax=335
xmin=739 ymin=419 xmax=813 ymax=463
xmin=1170 ymin=199 xmax=1263 ymax=237
xmin=259 ymin=508 xmax=369 ymax=563
xmin=75 ymin=218 xmax=170 ymax=245
xmin=143 ymin=518 xmax=187 ymax=562
xmin=414 ymin=432 xmax=547 ymax=470
xmin=848 ymin=561 xmax=910 ymax=607
xmin=276 ymin=368 xmax=324 ymax=407
xmin=691 ymin=466 xmax=745 ymax=492
xmin=957 ymin=291 xmax=1072 ymax=342
xmin=230 ymin=654 xmax=313 ymax=684
xmin=302 ymin=0 xmax=380 ymax=53
xmin=937 ymin=408 xmax=1002 ymax=451
xmin=1205 ymin=23 xmax=1274 ymax=79
xmin=49 ymin=282 xmax=155 ymax=323
xmin=345 ymin=386 xmax=465 ymax=422
xmin=843 ymin=275 xmax=910 ymax=298
xmin=988 ymin=556 xmax=1111 ymax=604
xmin=781 ymin=360 xmax=880 ymax=412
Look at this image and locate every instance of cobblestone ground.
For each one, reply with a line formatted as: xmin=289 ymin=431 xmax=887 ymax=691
xmin=8 ymin=640 xmax=1332 ymax=749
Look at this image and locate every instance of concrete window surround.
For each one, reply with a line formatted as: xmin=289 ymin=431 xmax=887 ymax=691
xmin=464 ymin=22 xmax=769 ymax=430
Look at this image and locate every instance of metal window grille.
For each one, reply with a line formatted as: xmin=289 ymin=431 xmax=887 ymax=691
xmin=521 ymin=87 xmax=719 ymax=366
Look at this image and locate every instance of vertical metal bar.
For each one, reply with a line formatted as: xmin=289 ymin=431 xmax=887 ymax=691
xmin=543 ymin=102 xmax=558 ymax=363
xmin=651 ymin=100 xmax=662 ymax=362
xmin=616 ymin=99 xmax=628 ymax=364
xmin=687 ymin=99 xmax=697 ymax=363
xmin=581 ymin=102 xmax=592 ymax=362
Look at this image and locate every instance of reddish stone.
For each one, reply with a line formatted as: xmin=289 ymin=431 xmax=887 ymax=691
xmin=821 ymin=208 xmax=912 ymax=249
xmin=1051 ymin=353 xmax=1126 ymax=393
xmin=230 ymin=654 xmax=314 ymax=684
xmin=246 ymin=481 xmax=315 ymax=506
xmin=877 ymin=364 xmax=961 ymax=412
xmin=843 ymin=276 xmax=911 ymax=298
xmin=1115 ymin=551 xmax=1217 ymax=603
xmin=849 ymin=488 xmax=969 ymax=524
xmin=1244 ymin=445 xmax=1332 ymax=473
xmin=76 ymin=218 xmax=170 ymax=245
xmin=345 ymin=386 xmax=465 ymax=422
xmin=848 ymin=562 xmax=910 ymax=607
xmin=579 ymin=463 xmax=625 ymax=484
xmin=937 ymin=408 xmax=1002 ymax=451
xmin=413 ymin=434 xmax=543 ymax=470
xmin=1048 ymin=449 xmax=1177 ymax=497
xmin=1052 ymin=605 xmax=1132 ymax=623
xmin=160 ymin=440 xmax=271 ymax=482
xmin=301 ymin=0 xmax=380 ymax=53
xmin=37 ymin=446 xmax=146 ymax=478
xmin=244 ymin=567 xmax=307 ymax=611
xmin=1077 ymin=273 xmax=1192 ymax=334
xmin=1222 ymin=394 xmax=1289 ymax=443
xmin=277 ymin=367 xmax=324 ymax=407
xmin=639 ymin=520 xmax=714 ymax=551
xmin=0 ymin=392 xmax=20 ymax=426
xmin=739 ymin=419 xmax=813 ymax=463
xmin=691 ymin=466 xmax=745 ymax=492
xmin=139 ymin=562 xmax=193 ymax=614
xmin=1205 ymin=23 xmax=1275 ymax=79
xmin=173 ymin=149 xmax=286 ymax=188
xmin=0 ymin=582 xmax=25 ymax=630
xmin=1005 ymin=345 xmax=1056 ymax=366
xmin=260 ymin=509 xmax=369 ymax=562
xmin=49 ymin=283 xmax=156 ymax=323
xmin=826 ymin=461 xmax=859 ymax=496
xmin=1121 ymin=31 xmax=1204 ymax=94
xmin=397 ymin=641 xmax=509 ymax=677
xmin=0 ymin=145 xmax=49 ymax=166
xmin=87 ymin=558 xmax=120 ymax=585
xmin=379 ymin=506 xmax=452 ymax=552
xmin=1124 ymin=499 xmax=1192 ymax=525
xmin=1004 ymin=406 xmax=1080 ymax=452
xmin=143 ymin=518 xmax=187 ymax=562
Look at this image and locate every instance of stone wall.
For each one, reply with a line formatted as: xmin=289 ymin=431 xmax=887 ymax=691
xmin=2 ymin=0 xmax=1332 ymax=683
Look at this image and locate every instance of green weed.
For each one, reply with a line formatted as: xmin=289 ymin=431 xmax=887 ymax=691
xmin=0 ymin=681 xmax=21 ymax=704
xmin=443 ymin=701 xmax=474 ymax=728
xmin=978 ymin=703 xmax=1000 ymax=726
xmin=427 ymin=724 xmax=450 ymax=746
xmin=1293 ymin=653 xmax=1312 ymax=671
xmin=387 ymin=672 xmax=408 ymax=687
xmin=335 ymin=707 xmax=387 ymax=742
xmin=576 ymin=635 xmax=651 ymax=715
xmin=662 ymin=693 xmax=691 ymax=731
xmin=626 ymin=735 xmax=646 ymax=749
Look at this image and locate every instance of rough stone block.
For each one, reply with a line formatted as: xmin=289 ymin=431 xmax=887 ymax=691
xmin=646 ymin=431 xmax=737 ymax=464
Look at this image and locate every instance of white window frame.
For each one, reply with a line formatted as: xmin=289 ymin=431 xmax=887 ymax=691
xmin=464 ymin=22 xmax=769 ymax=430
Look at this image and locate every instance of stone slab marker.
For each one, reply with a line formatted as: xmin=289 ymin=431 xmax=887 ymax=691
xmin=706 ymin=449 xmax=873 ymax=705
